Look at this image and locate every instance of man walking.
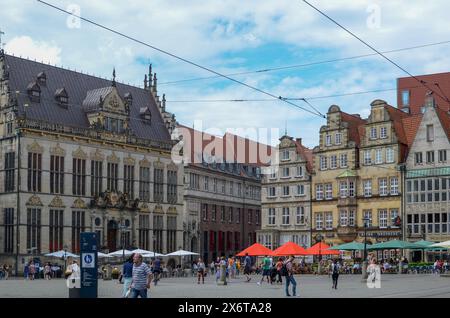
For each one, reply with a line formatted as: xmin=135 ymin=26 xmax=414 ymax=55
xmin=244 ymin=253 xmax=252 ymax=282
xmin=258 ymin=255 xmax=272 ymax=285
xmin=129 ymin=253 xmax=152 ymax=298
xmin=152 ymin=258 xmax=161 ymax=286
xmin=284 ymin=255 xmax=297 ymax=297
xmin=121 ymin=254 xmax=133 ymax=297
xmin=331 ymin=259 xmax=340 ymax=290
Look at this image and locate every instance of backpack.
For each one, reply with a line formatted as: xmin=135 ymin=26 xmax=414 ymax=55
xmin=332 ymin=264 xmax=339 ymax=274
xmin=280 ymin=263 xmax=289 ymax=276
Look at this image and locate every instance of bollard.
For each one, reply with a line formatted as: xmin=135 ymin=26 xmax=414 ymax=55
xmin=361 ymin=260 xmax=368 ymax=282
xmin=217 ymin=263 xmax=227 ymax=286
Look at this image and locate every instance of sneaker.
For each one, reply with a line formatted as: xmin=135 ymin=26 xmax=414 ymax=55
xmin=286 ymin=294 xmax=291 ymax=297
xmin=257 ymin=282 xmax=261 ymax=285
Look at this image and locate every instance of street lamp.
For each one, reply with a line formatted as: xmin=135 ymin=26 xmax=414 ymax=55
xmin=63 ymin=245 xmax=68 ymax=271
xmin=119 ymin=221 xmax=128 ymax=262
xmin=315 ymin=234 xmax=323 ymax=275
xmin=362 ymin=217 xmax=370 ymax=280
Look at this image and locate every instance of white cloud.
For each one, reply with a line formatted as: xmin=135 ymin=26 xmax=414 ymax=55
xmin=5 ymin=36 xmax=62 ymax=65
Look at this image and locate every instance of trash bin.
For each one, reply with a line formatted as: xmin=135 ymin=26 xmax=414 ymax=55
xmin=69 ymin=287 xmax=81 ymax=298
xmin=67 ymin=277 xmax=81 ymax=298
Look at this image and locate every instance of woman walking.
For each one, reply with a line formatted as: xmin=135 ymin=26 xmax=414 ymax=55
xmin=122 ymin=254 xmax=134 ymax=297
xmin=331 ymin=259 xmax=341 ymax=290
xmin=197 ymin=258 xmax=205 ymax=284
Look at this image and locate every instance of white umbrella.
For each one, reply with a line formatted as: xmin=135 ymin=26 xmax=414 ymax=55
xmin=97 ymin=252 xmax=112 ymax=258
xmin=107 ymin=249 xmax=133 ymax=257
xmin=165 ymin=249 xmax=199 ymax=257
xmin=431 ymin=240 xmax=450 ymax=248
xmin=130 ymin=249 xmax=154 ymax=255
xmin=45 ymin=250 xmax=79 ymax=258
xmin=142 ymin=252 xmax=165 ymax=258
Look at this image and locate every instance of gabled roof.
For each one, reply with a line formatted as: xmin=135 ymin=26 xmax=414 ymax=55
xmin=341 ymin=112 xmax=367 ymax=146
xmin=435 ymin=107 xmax=450 ymax=141
xmin=5 ymin=54 xmax=171 ymax=142
xmin=293 ymin=139 xmax=313 ymax=173
xmin=384 ymin=104 xmax=412 ymax=146
xmin=401 ymin=114 xmax=423 ymax=147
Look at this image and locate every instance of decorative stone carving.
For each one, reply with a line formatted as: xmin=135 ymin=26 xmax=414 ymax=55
xmin=48 ymin=196 xmax=65 ymax=208
xmin=124 ymin=155 xmax=136 ymax=166
xmin=26 ymin=195 xmax=44 ymax=206
xmin=153 ymin=159 xmax=164 ymax=169
xmin=139 ymin=157 xmax=151 ymax=168
xmin=154 ymin=205 xmax=164 ymax=214
xmin=167 ymin=206 xmax=177 ymax=214
xmin=26 ymin=140 xmax=44 ymax=153
xmin=107 ymin=152 xmax=120 ymax=164
xmin=50 ymin=143 xmax=66 ymax=156
xmin=72 ymin=146 xmax=87 ymax=159
xmin=140 ymin=202 xmax=150 ymax=213
xmin=72 ymin=198 xmax=88 ymax=209
xmin=167 ymin=162 xmax=178 ymax=171
xmin=90 ymin=148 xmax=105 ymax=161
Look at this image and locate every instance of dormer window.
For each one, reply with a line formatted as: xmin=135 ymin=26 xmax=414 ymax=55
xmin=139 ymin=107 xmax=151 ymax=123
xmin=27 ymin=81 xmax=41 ymax=102
xmin=37 ymin=72 xmax=47 ymax=85
xmin=54 ymin=88 xmax=69 ymax=107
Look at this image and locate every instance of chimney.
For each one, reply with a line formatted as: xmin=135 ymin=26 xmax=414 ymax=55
xmin=296 ymin=138 xmax=302 ymax=145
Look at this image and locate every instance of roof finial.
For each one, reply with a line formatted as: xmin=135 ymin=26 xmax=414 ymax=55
xmin=152 ymin=73 xmax=157 ymax=93
xmin=0 ymin=29 xmax=5 ymax=53
xmin=149 ymin=64 xmax=153 ymax=87
xmin=284 ymin=120 xmax=288 ymax=136
xmin=162 ymin=94 xmax=166 ymax=112
xmin=112 ymin=68 xmax=116 ymax=87
xmin=144 ymin=74 xmax=148 ymax=89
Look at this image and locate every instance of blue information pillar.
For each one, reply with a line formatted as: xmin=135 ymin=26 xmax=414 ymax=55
xmin=80 ymin=232 xmax=98 ymax=298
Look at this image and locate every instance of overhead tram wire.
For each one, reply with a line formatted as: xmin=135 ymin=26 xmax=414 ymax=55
xmin=301 ymin=0 xmax=450 ymax=106
xmin=37 ymin=0 xmax=324 ymax=119
xmin=159 ymin=40 xmax=450 ymax=86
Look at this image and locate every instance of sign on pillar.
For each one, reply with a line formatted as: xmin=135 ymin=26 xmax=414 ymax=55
xmin=80 ymin=232 xmax=98 ymax=298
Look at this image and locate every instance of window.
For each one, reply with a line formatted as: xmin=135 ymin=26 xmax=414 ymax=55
xmin=330 ymin=155 xmax=337 ymax=169
xmin=391 ymin=209 xmax=399 ymax=227
xmin=379 ymin=178 xmax=388 ymax=196
xmin=4 ymin=152 xmax=15 ymax=192
xmin=123 ymin=165 xmax=135 ymax=198
xmin=402 ymin=90 xmax=410 ymax=106
xmin=4 ymin=208 xmax=14 ymax=253
xmin=340 ymin=154 xmax=348 ymax=168
xmin=378 ymin=210 xmax=388 ymax=229
xmin=426 ymin=151 xmax=435 ymax=163
xmin=349 ymin=181 xmax=355 ymax=197
xmin=107 ymin=162 xmax=118 ymax=192
xmin=203 ymin=176 xmax=209 ymax=191
xmin=315 ymin=213 xmax=323 ymax=230
xmin=27 ymin=152 xmax=42 ymax=192
xmin=370 ymin=127 xmax=377 ymax=140
xmin=202 ymin=204 xmax=208 ymax=221
xmin=296 ymin=166 xmax=303 ymax=177
xmin=221 ymin=180 xmax=226 ymax=194
xmin=49 ymin=210 xmax=63 ymax=252
xmin=386 ymin=148 xmax=394 ymax=163
xmin=212 ymin=205 xmax=217 ymax=222
xmin=268 ymin=187 xmax=276 ymax=197
xmin=326 ymin=135 xmax=332 ymax=146
xmin=439 ymin=150 xmax=447 ymax=163
xmin=26 ymin=208 xmax=41 ymax=254
xmin=167 ymin=170 xmax=178 ymax=204
xmin=380 ymin=127 xmax=387 ymax=139
xmin=364 ymin=179 xmax=372 ymax=197
xmin=340 ymin=210 xmax=348 ymax=227
xmin=91 ymin=161 xmax=103 ymax=197
xmin=316 ymin=184 xmax=324 ymax=200
xmin=247 ymin=209 xmax=252 ymax=224
xmin=256 ymin=210 xmax=260 ymax=225
xmin=349 ymin=210 xmax=355 ymax=227
xmin=213 ymin=178 xmax=218 ymax=192
xmin=415 ymin=152 xmax=423 ymax=165
xmin=375 ymin=149 xmax=383 ymax=164
xmin=139 ymin=166 xmax=150 ymax=202
xmin=221 ymin=207 xmax=226 ymax=222
xmin=296 ymin=206 xmax=305 ymax=224
xmin=138 ymin=215 xmax=150 ymax=250
xmin=268 ymin=208 xmax=276 ymax=225
xmin=71 ymin=210 xmax=85 ymax=253
xmin=237 ymin=183 xmax=242 ymax=197
xmin=320 ymin=156 xmax=328 ymax=170
xmin=335 ymin=133 xmax=342 ymax=145
xmin=282 ymin=167 xmax=290 ymax=178
xmin=363 ymin=210 xmax=372 ymax=227
xmin=427 ymin=125 xmax=434 ymax=142
xmin=282 ymin=208 xmax=290 ymax=225
xmin=340 ymin=181 xmax=348 ymax=198
xmin=189 ymin=173 xmax=200 ymax=189
xmin=72 ymin=158 xmax=86 ymax=196
xmin=153 ymin=168 xmax=164 ymax=203
xmin=297 ymin=185 xmax=305 ymax=196
xmin=364 ymin=150 xmax=372 ymax=165
xmin=167 ymin=216 xmax=177 ymax=253
xmin=325 ymin=212 xmax=333 ymax=230
xmin=325 ymin=183 xmax=333 ymax=200
xmin=282 ymin=150 xmax=290 ymax=161
xmin=153 ymin=215 xmax=163 ymax=252
xmin=390 ymin=177 xmax=399 ymax=195
xmin=282 ymin=186 xmax=290 ymax=196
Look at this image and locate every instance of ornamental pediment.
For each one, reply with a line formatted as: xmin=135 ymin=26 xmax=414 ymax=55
xmin=26 ymin=195 xmax=44 ymax=206
xmin=72 ymin=198 xmax=88 ymax=209
xmin=103 ymin=89 xmax=126 ymax=114
xmin=90 ymin=148 xmax=105 ymax=161
xmin=72 ymin=146 xmax=87 ymax=159
xmin=107 ymin=152 xmax=120 ymax=163
xmin=50 ymin=143 xmax=66 ymax=157
xmin=124 ymin=155 xmax=136 ymax=166
xmin=49 ymin=196 xmax=65 ymax=208
xmin=27 ymin=140 xmax=44 ymax=153
xmin=139 ymin=157 xmax=151 ymax=168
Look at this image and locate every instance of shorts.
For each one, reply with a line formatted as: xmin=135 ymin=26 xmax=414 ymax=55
xmin=244 ymin=267 xmax=251 ymax=275
xmin=262 ymin=269 xmax=270 ymax=276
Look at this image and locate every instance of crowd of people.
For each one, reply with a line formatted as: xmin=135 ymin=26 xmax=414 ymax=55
xmin=0 ymin=264 xmax=11 ymax=280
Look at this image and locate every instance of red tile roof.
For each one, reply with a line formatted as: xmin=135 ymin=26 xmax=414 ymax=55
xmin=341 ymin=112 xmax=367 ymax=146
xmin=293 ymin=139 xmax=313 ymax=173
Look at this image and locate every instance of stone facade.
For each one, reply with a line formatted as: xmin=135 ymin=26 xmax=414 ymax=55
xmin=257 ymin=135 xmax=312 ymax=250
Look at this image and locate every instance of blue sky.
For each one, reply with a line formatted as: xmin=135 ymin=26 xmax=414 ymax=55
xmin=2 ymin=0 xmax=450 ymax=148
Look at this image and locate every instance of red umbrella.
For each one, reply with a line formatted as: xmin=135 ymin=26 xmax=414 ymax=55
xmin=306 ymin=242 xmax=340 ymax=255
xmin=236 ymin=243 xmax=273 ymax=257
xmin=272 ymin=242 xmax=308 ymax=256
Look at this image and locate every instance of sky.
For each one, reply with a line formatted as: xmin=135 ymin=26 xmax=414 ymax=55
xmin=1 ymin=0 xmax=450 ymax=148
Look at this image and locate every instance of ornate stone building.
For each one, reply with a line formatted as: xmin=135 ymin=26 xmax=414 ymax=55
xmin=0 ymin=50 xmax=183 ymax=272
xmin=258 ymin=135 xmax=313 ymax=250
xmin=404 ymin=92 xmax=450 ymax=259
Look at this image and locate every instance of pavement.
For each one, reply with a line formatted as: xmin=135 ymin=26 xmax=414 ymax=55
xmin=0 ymin=274 xmax=449 ymax=298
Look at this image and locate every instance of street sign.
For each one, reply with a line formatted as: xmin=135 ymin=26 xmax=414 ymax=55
xmin=80 ymin=232 xmax=98 ymax=298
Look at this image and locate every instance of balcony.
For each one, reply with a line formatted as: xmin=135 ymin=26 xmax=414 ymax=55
xmin=337 ymin=225 xmax=358 ymax=242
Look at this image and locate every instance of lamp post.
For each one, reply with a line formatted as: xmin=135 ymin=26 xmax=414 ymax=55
xmin=315 ymin=234 xmax=323 ymax=275
xmin=63 ymin=245 xmax=68 ymax=270
xmin=119 ymin=221 xmax=127 ymax=262
xmin=362 ymin=217 xmax=369 ymax=280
